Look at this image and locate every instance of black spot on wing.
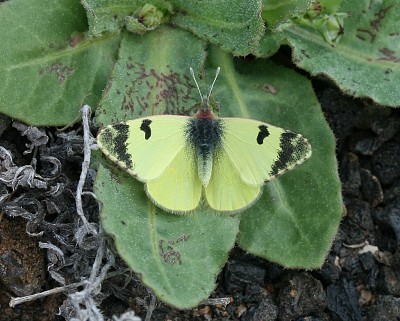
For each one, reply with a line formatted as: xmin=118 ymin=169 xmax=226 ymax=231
xmin=257 ymin=125 xmax=270 ymax=145
xmin=270 ymin=131 xmax=308 ymax=177
xmin=140 ymin=119 xmax=152 ymax=140
xmin=107 ymin=123 xmax=133 ymax=170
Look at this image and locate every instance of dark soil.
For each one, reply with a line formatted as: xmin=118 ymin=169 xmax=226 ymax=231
xmin=1 ymin=78 xmax=400 ymax=320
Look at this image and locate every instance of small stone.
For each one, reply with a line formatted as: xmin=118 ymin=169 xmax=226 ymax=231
xmin=346 ymin=199 xmax=374 ymax=231
xmin=365 ymin=295 xmax=400 ymax=321
xmin=356 ymin=285 xmax=375 ymax=306
xmin=326 ymin=278 xmax=362 ymax=321
xmin=359 ymin=252 xmax=376 ymax=271
xmin=235 ymin=303 xmax=247 ymax=318
xmin=342 ymin=153 xmax=362 ymax=197
xmin=316 ymin=254 xmax=341 ymax=284
xmin=224 ymin=255 xmax=266 ymax=293
xmin=360 ymin=169 xmax=383 ymax=207
xmin=252 ymin=296 xmax=278 ymax=321
xmin=372 ymin=142 xmax=400 ymax=185
xmin=380 ymin=266 xmax=400 ymax=296
xmin=278 ymin=273 xmax=326 ymax=321
xmin=0 ymin=217 xmax=45 ymax=296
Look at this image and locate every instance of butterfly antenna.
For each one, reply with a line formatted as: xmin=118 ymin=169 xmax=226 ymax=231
xmin=207 ymin=67 xmax=220 ymax=105
xmin=190 ymin=67 xmax=204 ymax=104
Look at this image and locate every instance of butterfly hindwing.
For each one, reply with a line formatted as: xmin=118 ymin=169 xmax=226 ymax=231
xmin=219 ymin=118 xmax=312 ymax=187
xmin=205 ymin=149 xmax=261 ymax=212
xmin=146 ymin=146 xmax=202 ymax=213
xmin=97 ymin=116 xmax=189 ymax=181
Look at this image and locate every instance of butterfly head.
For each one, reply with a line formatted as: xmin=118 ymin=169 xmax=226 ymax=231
xmin=190 ymin=67 xmax=221 ymax=119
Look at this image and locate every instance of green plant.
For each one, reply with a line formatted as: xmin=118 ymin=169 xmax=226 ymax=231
xmin=1 ymin=0 xmax=397 ymax=309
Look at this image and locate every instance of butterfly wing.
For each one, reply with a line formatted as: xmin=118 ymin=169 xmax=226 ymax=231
xmin=220 ymin=118 xmax=312 ymax=186
xmin=204 ymin=117 xmax=311 ymax=213
xmin=97 ymin=115 xmax=189 ymax=181
xmin=205 ymin=150 xmax=261 ymax=212
xmin=146 ymin=146 xmax=202 ymax=213
xmin=97 ymin=115 xmax=203 ymax=213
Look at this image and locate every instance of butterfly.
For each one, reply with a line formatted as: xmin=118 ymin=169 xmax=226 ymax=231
xmin=97 ymin=68 xmax=312 ymax=214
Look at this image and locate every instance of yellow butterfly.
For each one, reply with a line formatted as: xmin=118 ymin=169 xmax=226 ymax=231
xmin=97 ymin=68 xmax=312 ymax=214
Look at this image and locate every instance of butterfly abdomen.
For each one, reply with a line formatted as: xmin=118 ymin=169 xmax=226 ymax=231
xmin=186 ymin=117 xmax=224 ymax=187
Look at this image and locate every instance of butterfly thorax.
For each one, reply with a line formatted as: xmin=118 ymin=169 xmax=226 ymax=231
xmin=187 ymin=107 xmax=223 ymax=187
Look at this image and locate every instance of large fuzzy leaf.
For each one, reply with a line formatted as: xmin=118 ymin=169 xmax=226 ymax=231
xmin=285 ymin=0 xmax=400 ymax=107
xmin=0 ymin=0 xmax=119 ymax=126
xmin=207 ymin=48 xmax=342 ymax=268
xmin=94 ymin=27 xmax=241 ymax=308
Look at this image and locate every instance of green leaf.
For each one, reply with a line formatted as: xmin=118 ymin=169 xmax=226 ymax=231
xmin=95 ymin=33 xmax=341 ymax=306
xmin=95 ymin=26 xmax=239 ymax=308
xmin=252 ymin=28 xmax=286 ymax=58
xmin=254 ymin=0 xmax=343 ymax=57
xmin=319 ymin=0 xmax=342 ymax=12
xmin=82 ymin=0 xmax=264 ymax=55
xmin=81 ymin=0 xmax=173 ymax=35
xmin=95 ymin=164 xmax=239 ymax=308
xmin=0 ymin=0 xmax=119 ymax=126
xmin=206 ymin=47 xmax=342 ymax=268
xmin=125 ymin=4 xmax=165 ymax=34
xmin=96 ymin=26 xmax=206 ymax=126
xmin=285 ymin=0 xmax=400 ymax=107
xmin=262 ymin=0 xmax=311 ymax=28
xmin=170 ymin=0 xmax=265 ymax=56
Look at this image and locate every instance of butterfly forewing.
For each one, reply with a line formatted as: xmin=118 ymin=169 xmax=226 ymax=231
xmin=219 ymin=118 xmax=312 ymax=186
xmin=97 ymin=116 xmax=189 ymax=182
